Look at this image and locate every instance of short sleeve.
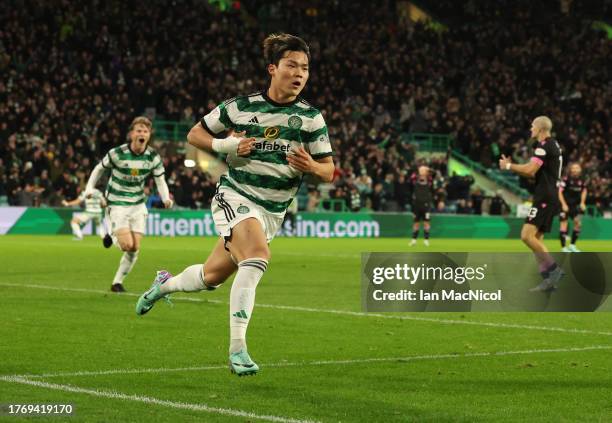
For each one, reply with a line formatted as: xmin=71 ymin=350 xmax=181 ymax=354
xmin=531 ymin=145 xmax=547 ymax=166
xmin=101 ymin=150 xmax=114 ymax=169
xmin=303 ymin=113 xmax=333 ymax=159
xmin=200 ymin=102 xmax=234 ymax=136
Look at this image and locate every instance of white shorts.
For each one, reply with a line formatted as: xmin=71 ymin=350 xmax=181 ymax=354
xmin=73 ymin=212 xmax=102 ymax=225
xmin=106 ymin=204 xmax=148 ymax=234
xmin=212 ymin=187 xmax=285 ymax=245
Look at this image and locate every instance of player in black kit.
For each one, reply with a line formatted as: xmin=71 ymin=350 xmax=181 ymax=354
xmin=499 ymin=116 xmax=564 ymax=292
xmin=558 ymin=163 xmax=587 ymax=252
xmin=410 ymin=166 xmax=433 ymax=246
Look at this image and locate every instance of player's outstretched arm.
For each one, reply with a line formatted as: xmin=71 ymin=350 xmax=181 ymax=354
xmin=84 ymin=163 xmax=106 ymax=197
xmin=287 ymin=146 xmax=334 ymax=183
xmin=187 ymin=123 xmax=255 ymax=156
xmin=61 ymin=198 xmax=82 ymax=207
xmin=499 ymin=154 xmax=540 ymax=178
xmin=153 ymin=174 xmax=173 ymax=209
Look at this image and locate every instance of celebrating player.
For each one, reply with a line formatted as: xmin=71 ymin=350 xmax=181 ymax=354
xmin=62 ymin=188 xmax=107 ymax=240
xmin=558 ymin=163 xmax=587 ymax=252
xmin=499 ymin=116 xmax=564 ymax=292
xmin=409 ymin=165 xmax=433 ymax=246
xmin=85 ymin=116 xmax=173 ymax=292
xmin=136 ymin=33 xmax=335 ymax=376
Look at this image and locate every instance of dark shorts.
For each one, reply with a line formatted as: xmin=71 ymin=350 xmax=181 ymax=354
xmin=559 ymin=204 xmax=582 ymax=221
xmin=525 ymin=201 xmax=559 ymax=233
xmin=413 ymin=204 xmax=431 ymax=222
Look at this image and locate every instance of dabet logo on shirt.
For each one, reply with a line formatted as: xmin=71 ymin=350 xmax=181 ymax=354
xmin=264 ymin=126 xmax=280 ymax=140
xmin=253 ymin=140 xmax=291 ymax=152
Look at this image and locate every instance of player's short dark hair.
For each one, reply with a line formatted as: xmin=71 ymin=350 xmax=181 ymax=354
xmin=263 ymin=33 xmax=310 ymax=66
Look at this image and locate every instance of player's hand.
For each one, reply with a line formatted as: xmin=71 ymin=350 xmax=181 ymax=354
xmin=231 ymin=130 xmax=256 ymax=157
xmin=562 ymin=204 xmax=569 ymax=213
xmin=499 ymin=155 xmax=511 ymax=170
xmin=287 ymin=146 xmax=316 ymax=173
xmin=61 ymin=200 xmax=68 ymax=206
xmin=164 ymin=199 xmax=174 ymax=209
xmin=580 ymin=203 xmax=586 ymax=212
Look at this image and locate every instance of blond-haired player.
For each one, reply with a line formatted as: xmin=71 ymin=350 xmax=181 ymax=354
xmin=85 ymin=117 xmax=173 ymax=292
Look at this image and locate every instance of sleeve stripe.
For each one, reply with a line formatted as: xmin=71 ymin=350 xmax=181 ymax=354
xmin=530 ymin=157 xmax=544 ymax=166
xmin=311 ymin=152 xmax=335 ymax=159
xmin=200 ymin=118 xmax=220 ymax=137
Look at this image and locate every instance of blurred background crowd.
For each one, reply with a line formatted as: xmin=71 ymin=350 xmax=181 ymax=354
xmin=1 ymin=0 xmax=609 ymax=215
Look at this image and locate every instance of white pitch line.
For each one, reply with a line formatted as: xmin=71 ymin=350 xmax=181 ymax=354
xmin=2 ymin=282 xmax=612 ymax=337
xmin=0 ymin=376 xmax=319 ymax=423
xmin=12 ymin=345 xmax=612 ymax=380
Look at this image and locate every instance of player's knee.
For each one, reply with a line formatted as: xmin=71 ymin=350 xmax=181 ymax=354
xmin=520 ymin=232 xmax=532 ymax=244
xmin=118 ymin=240 xmax=133 ymax=251
xmin=243 ymin=245 xmax=271 ymax=261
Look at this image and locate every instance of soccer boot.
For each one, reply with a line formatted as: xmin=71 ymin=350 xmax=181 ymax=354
xmin=529 ymin=278 xmax=556 ymax=293
xmin=409 ymin=239 xmax=417 ymax=247
xmin=561 ymin=246 xmax=571 ymax=252
xmin=102 ymin=234 xmax=113 ymax=248
xmin=135 ymin=270 xmax=172 ymax=315
xmin=569 ymin=244 xmax=581 ymax=253
xmin=111 ymin=283 xmax=126 ymax=292
xmin=424 ymin=239 xmax=430 ymax=247
xmin=548 ymin=266 xmax=565 ymax=289
xmin=229 ymin=349 xmax=259 ymax=376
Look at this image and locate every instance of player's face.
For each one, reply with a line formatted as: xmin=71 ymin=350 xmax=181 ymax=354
xmin=530 ymin=121 xmax=539 ymax=139
xmin=570 ymin=164 xmax=581 ymax=177
xmin=269 ymin=51 xmax=309 ymax=100
xmin=129 ymin=123 xmax=151 ymax=154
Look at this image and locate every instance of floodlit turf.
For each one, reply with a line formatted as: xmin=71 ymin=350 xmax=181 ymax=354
xmin=1 ymin=235 xmax=611 ymax=422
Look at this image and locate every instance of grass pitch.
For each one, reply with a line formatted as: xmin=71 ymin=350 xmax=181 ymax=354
xmin=1 ymin=235 xmax=611 ymax=422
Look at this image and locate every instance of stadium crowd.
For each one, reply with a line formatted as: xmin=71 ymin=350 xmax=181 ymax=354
xmin=0 ymin=0 xmax=609 ymax=214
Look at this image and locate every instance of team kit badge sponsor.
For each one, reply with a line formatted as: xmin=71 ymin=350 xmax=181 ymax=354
xmin=264 ymin=126 xmax=280 ymax=140
xmin=288 ymin=115 xmax=302 ymax=129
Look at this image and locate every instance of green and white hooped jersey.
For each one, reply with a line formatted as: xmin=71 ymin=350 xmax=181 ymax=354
xmin=100 ymin=144 xmax=164 ymax=206
xmin=78 ymin=188 xmax=105 ymax=214
xmin=201 ymin=91 xmax=334 ymax=213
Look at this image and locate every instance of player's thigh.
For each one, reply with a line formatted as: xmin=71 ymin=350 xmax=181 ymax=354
xmin=203 ymin=238 xmax=238 ymax=286
xmin=115 ymin=228 xmax=134 ymax=251
xmin=227 ymin=217 xmax=270 ymax=261
xmin=520 ymin=223 xmax=539 ymax=242
xmin=107 ymin=206 xmax=131 ymax=235
xmin=72 ymin=213 xmax=89 ymax=224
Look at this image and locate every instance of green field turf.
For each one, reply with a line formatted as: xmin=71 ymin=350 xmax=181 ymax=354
xmin=1 ymin=235 xmax=611 ymax=422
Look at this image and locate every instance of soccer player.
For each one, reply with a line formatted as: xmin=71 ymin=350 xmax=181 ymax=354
xmin=558 ymin=163 xmax=587 ymax=252
xmin=409 ymin=165 xmax=433 ymax=246
xmin=84 ymin=116 xmax=173 ymax=292
xmin=135 ymin=33 xmax=335 ymax=376
xmin=499 ymin=116 xmax=564 ymax=292
xmin=62 ymin=188 xmax=106 ymax=240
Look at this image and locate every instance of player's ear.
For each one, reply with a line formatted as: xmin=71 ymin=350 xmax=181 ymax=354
xmin=267 ymin=63 xmax=276 ymax=78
